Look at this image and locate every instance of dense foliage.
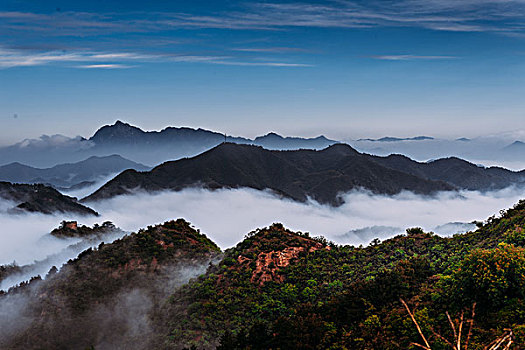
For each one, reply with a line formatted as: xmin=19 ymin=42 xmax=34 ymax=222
xmin=163 ymin=200 xmax=525 ymax=349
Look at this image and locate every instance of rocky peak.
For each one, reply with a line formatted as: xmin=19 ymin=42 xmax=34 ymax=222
xmin=228 ymin=223 xmax=329 ymax=285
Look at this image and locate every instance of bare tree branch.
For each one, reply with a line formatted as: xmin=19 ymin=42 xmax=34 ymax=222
xmin=458 ymin=311 xmax=464 ymax=350
xmin=447 ymin=311 xmax=458 ymax=345
xmin=401 ymin=298 xmax=432 ymax=350
xmin=411 ymin=342 xmax=432 ymax=350
xmin=465 ymin=303 xmax=476 ymax=350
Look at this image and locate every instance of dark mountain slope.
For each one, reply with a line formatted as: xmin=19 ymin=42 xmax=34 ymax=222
xmin=84 ymin=143 xmax=455 ymax=205
xmin=0 ymin=155 xmax=150 ymax=189
xmin=374 ymin=154 xmax=525 ymax=190
xmin=1 ymin=219 xmax=221 ymax=350
xmin=0 ymin=182 xmax=98 ymax=216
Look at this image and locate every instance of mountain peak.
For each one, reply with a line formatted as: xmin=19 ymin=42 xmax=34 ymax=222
xmin=321 ymin=143 xmax=360 ymax=155
xmin=254 ymin=132 xmax=284 ymax=141
xmin=223 ymin=223 xmax=328 ymax=285
xmin=114 ymin=120 xmax=127 ymax=126
xmin=90 ymin=120 xmax=145 ymax=143
xmin=265 ymin=132 xmax=283 ymax=138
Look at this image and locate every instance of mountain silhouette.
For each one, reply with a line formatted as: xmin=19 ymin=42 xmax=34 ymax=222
xmin=0 ymin=182 xmax=98 ymax=215
xmin=0 ymin=155 xmax=149 ymax=190
xmin=84 ymin=143 xmax=525 ymax=205
xmin=84 ymin=143 xmax=456 ymax=205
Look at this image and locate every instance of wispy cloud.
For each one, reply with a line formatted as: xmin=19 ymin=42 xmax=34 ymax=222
xmin=0 ymin=48 xmax=148 ymax=68
xmin=1 ymin=1 xmax=524 ymax=70
xmin=0 ymin=47 xmax=311 ymax=69
xmin=232 ymin=47 xmax=306 ymax=53
xmin=370 ymin=54 xmax=458 ymax=61
xmin=208 ymin=60 xmax=313 ymax=67
xmin=2 ymin=1 xmax=525 ymax=39
xmin=76 ymin=64 xmax=135 ymax=69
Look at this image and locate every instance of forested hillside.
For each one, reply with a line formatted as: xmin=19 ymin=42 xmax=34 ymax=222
xmin=167 ymin=201 xmax=525 ymax=349
xmin=2 ymin=202 xmax=525 ymax=349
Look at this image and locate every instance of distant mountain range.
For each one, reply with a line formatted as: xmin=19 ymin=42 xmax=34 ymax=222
xmin=84 ymin=143 xmax=525 ymax=206
xmin=0 ymin=121 xmax=337 ymax=168
xmin=0 ymin=182 xmax=98 ymax=216
xmin=352 ymin=135 xmax=525 ymax=169
xmin=0 ymin=121 xmax=523 ymax=171
xmin=0 ymin=155 xmax=149 ymax=190
xmin=357 ymin=136 xmax=434 ymax=142
xmin=87 ymin=121 xmax=337 ymax=166
xmin=502 ymin=141 xmax=525 ymax=158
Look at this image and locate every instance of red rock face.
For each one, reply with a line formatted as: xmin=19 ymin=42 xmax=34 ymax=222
xmin=251 ymin=246 xmax=306 ymax=284
xmin=65 ymin=221 xmax=78 ymax=230
xmin=235 ymin=240 xmax=327 ymax=286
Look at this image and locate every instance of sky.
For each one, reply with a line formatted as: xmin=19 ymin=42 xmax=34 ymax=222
xmin=1 ymin=0 xmax=525 ymax=144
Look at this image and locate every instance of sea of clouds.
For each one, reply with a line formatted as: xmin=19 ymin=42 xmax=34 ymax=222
xmin=1 ymin=186 xmax=524 ymax=290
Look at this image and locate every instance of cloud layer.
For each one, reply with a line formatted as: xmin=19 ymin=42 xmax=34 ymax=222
xmin=2 ymin=1 xmax=525 ymax=69
xmin=1 ymin=186 xmax=523 ymax=289
xmin=88 ymin=187 xmax=525 ymax=247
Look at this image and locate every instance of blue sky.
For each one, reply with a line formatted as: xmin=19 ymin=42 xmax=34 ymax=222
xmin=1 ymin=0 xmax=525 ymax=144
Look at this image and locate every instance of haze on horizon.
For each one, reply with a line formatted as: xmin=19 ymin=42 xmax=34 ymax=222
xmin=1 ymin=0 xmax=525 ymax=143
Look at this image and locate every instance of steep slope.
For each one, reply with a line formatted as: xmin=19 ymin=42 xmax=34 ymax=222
xmin=0 ymin=219 xmax=221 ymax=349
xmin=0 ymin=155 xmax=150 ymax=189
xmin=0 ymin=182 xmax=98 ymax=216
xmin=83 ymin=143 xmax=455 ymax=205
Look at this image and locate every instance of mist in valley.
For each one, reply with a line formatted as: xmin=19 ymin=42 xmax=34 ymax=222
xmin=2 ymin=185 xmax=524 ymax=288
xmin=87 ymin=186 xmax=525 ymax=247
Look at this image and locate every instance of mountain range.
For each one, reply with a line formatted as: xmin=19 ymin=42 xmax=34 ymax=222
xmin=0 ymin=155 xmax=149 ymax=190
xmin=87 ymin=121 xmax=337 ymax=165
xmin=0 ymin=121 xmax=523 ymax=171
xmin=0 ymin=121 xmax=337 ymax=168
xmin=84 ymin=143 xmax=525 ymax=206
xmin=357 ymin=136 xmax=434 ymax=142
xmin=352 ymin=135 xmax=525 ymax=169
xmin=0 ymin=182 xmax=98 ymax=216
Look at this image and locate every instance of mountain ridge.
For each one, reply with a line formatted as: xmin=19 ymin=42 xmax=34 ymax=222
xmin=83 ymin=143 xmax=525 ymax=205
xmin=83 ymin=143 xmax=455 ymax=205
xmin=0 ymin=154 xmax=150 ymax=189
xmin=0 ymin=182 xmax=98 ymax=216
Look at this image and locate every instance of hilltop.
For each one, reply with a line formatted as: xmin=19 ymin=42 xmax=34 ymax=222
xmin=0 ymin=182 xmax=98 ymax=216
xmin=0 ymin=219 xmax=221 ymax=349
